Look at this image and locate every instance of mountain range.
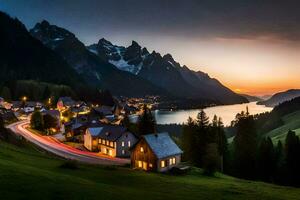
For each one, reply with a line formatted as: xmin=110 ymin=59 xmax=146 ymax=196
xmin=86 ymin=37 xmax=247 ymax=104
xmin=0 ymin=11 xmax=247 ymax=105
xmin=258 ymin=89 xmax=300 ymax=107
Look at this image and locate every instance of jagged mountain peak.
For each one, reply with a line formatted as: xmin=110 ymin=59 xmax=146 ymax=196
xmin=97 ymin=38 xmax=113 ymax=46
xmin=163 ymin=53 xmax=173 ymax=61
xmin=31 ymin=20 xmax=76 ymax=48
xmin=142 ymin=47 xmax=149 ymax=55
xmin=39 ymin=19 xmax=50 ymax=27
xmin=130 ymin=40 xmax=141 ymax=48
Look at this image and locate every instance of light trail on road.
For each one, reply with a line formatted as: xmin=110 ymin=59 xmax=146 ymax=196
xmin=7 ymin=120 xmax=130 ymax=166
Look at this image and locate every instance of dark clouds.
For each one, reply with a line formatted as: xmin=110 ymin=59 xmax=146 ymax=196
xmin=2 ymin=0 xmax=300 ymax=43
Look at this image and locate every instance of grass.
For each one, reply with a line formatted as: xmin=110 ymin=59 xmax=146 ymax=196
xmin=264 ymin=111 xmax=300 ymax=143
xmin=0 ymin=140 xmax=300 ymax=200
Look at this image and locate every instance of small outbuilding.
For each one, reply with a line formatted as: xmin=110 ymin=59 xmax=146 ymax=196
xmin=131 ymin=132 xmax=183 ymax=172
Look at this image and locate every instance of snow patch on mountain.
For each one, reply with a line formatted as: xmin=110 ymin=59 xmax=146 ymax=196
xmin=107 ymin=47 xmax=142 ymax=75
xmin=88 ymin=48 xmax=98 ymax=55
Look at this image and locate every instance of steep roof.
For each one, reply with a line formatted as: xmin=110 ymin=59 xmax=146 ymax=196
xmin=88 ymin=127 xmax=104 ymax=137
xmin=87 ymin=125 xmax=129 ymax=141
xmin=143 ymin=133 xmax=183 ymax=159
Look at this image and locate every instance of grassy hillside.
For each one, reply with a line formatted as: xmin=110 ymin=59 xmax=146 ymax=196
xmin=264 ymin=111 xmax=300 ymax=143
xmin=0 ymin=140 xmax=299 ymax=200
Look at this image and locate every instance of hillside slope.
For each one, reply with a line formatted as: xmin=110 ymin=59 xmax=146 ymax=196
xmin=258 ymin=89 xmax=300 ymax=107
xmin=265 ymin=111 xmax=300 ymax=144
xmin=0 ymin=139 xmax=299 ymax=200
xmin=0 ymin=11 xmax=83 ymax=87
xmin=241 ymin=94 xmax=263 ymax=102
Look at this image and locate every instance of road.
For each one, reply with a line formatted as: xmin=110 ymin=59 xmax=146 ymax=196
xmin=7 ymin=120 xmax=130 ymax=166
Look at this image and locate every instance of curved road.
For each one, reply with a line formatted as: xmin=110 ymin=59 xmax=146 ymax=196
xmin=7 ymin=120 xmax=130 ymax=166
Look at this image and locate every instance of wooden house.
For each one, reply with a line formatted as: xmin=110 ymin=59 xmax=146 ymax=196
xmin=131 ymin=133 xmax=183 ymax=172
xmin=84 ymin=125 xmax=138 ymax=157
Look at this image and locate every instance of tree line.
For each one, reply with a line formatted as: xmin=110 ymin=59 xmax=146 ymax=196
xmin=181 ymin=108 xmax=300 ymax=187
xmin=181 ymin=110 xmax=227 ymax=175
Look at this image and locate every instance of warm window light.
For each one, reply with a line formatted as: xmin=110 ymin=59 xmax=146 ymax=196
xmin=128 ymin=141 xmax=131 ymax=147
xmin=140 ymin=147 xmax=144 ymax=152
xmin=169 ymin=157 xmax=176 ymax=165
xmin=161 ymin=160 xmax=165 ymax=168
xmin=122 ymin=141 xmax=125 ymax=147
xmin=138 ymin=161 xmax=142 ymax=168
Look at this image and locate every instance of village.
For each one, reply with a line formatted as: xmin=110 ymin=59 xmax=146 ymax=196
xmin=0 ymin=95 xmax=183 ymax=173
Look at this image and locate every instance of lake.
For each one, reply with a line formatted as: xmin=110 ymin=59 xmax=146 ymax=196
xmin=153 ymin=102 xmax=273 ymax=126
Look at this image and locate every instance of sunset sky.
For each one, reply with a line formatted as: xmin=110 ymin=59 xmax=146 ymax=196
xmin=2 ymin=0 xmax=300 ymax=96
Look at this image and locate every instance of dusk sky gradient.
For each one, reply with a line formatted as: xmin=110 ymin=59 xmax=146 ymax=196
xmin=1 ymin=0 xmax=300 ymax=95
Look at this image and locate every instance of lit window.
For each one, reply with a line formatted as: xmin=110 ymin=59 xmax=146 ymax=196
xmin=99 ymin=139 xmax=102 ymax=144
xmin=108 ymin=149 xmax=113 ymax=156
xmin=122 ymin=150 xmax=125 ymax=155
xmin=138 ymin=161 xmax=142 ymax=168
xmin=110 ymin=141 xmax=114 ymax=147
xmin=128 ymin=141 xmax=131 ymax=147
xmin=161 ymin=160 xmax=165 ymax=168
xmin=140 ymin=147 xmax=144 ymax=152
xmin=169 ymin=157 xmax=176 ymax=165
xmin=106 ymin=140 xmax=109 ymax=146
xmin=149 ymin=163 xmax=153 ymax=168
xmin=122 ymin=141 xmax=125 ymax=147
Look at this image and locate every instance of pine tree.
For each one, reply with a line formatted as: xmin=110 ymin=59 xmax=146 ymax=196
xmin=137 ymin=104 xmax=156 ymax=135
xmin=233 ymin=112 xmax=257 ymax=179
xmin=285 ymin=130 xmax=300 ymax=186
xmin=257 ymin=137 xmax=275 ymax=182
xmin=274 ymin=140 xmax=286 ymax=185
xmin=203 ymin=143 xmax=220 ymax=176
xmin=216 ymin=117 xmax=228 ymax=172
xmin=197 ymin=109 xmax=210 ymax=128
xmin=182 ymin=117 xmax=197 ymax=162
xmin=194 ymin=110 xmax=210 ymax=167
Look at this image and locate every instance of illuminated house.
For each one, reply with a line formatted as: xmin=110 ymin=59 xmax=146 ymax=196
xmin=57 ymin=97 xmax=75 ymax=110
xmin=84 ymin=125 xmax=138 ymax=157
xmin=131 ymin=133 xmax=183 ymax=172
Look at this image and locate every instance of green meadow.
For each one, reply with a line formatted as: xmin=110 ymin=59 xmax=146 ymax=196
xmin=0 ymin=140 xmax=299 ymax=200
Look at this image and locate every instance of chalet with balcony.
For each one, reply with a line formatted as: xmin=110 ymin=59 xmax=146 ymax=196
xmin=84 ymin=125 xmax=138 ymax=157
xmin=131 ymin=133 xmax=183 ymax=172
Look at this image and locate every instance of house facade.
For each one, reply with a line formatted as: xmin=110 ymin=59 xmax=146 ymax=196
xmin=84 ymin=125 xmax=138 ymax=158
xmin=57 ymin=97 xmax=75 ymax=110
xmin=131 ymin=133 xmax=183 ymax=172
